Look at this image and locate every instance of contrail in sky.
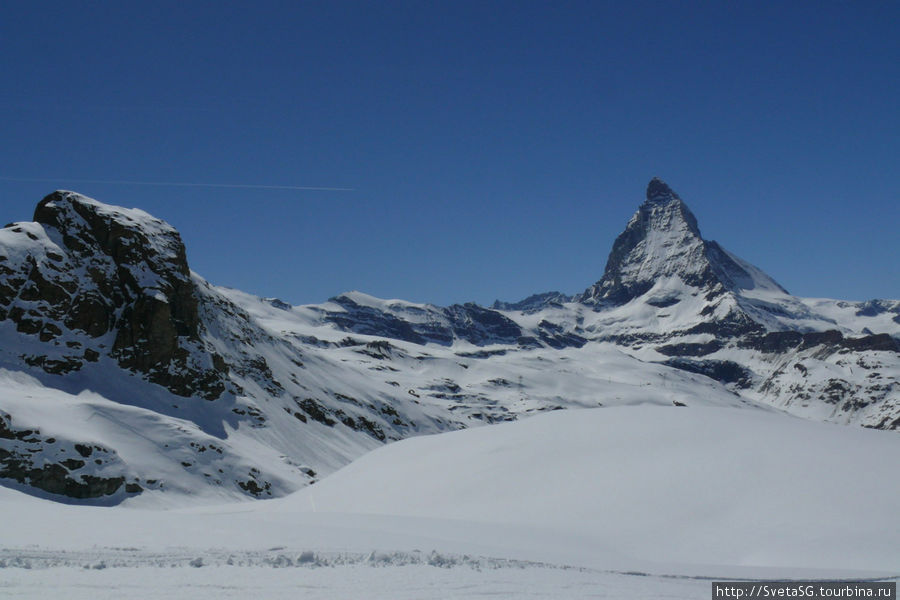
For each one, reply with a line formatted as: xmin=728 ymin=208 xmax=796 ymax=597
xmin=0 ymin=176 xmax=355 ymax=192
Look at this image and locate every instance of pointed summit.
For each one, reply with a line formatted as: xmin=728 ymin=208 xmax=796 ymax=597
xmin=578 ymin=179 xmax=785 ymax=305
xmin=646 ymin=177 xmax=680 ymax=203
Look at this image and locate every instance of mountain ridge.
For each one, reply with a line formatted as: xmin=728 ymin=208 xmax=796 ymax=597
xmin=1 ymin=179 xmax=897 ymax=505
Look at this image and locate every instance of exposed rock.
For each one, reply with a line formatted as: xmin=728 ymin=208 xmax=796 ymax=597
xmin=663 ymin=358 xmax=752 ymax=387
xmin=1 ymin=191 xmax=227 ymax=400
xmin=492 ymin=291 xmax=571 ymax=312
xmin=326 ymin=295 xmax=430 ymax=344
xmin=656 ymin=340 xmax=723 ymax=357
xmin=537 ymin=320 xmax=587 ymax=349
xmin=740 ymin=330 xmax=900 ymax=354
xmin=0 ymin=414 xmax=131 ymax=499
xmin=445 ymin=303 xmax=522 ymax=345
xmin=324 ymin=294 xmax=523 ymax=347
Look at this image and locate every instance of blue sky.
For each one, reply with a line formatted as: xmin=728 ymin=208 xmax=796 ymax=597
xmin=2 ymin=1 xmax=897 ymax=306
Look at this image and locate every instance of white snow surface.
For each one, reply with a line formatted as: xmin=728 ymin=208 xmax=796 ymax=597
xmin=280 ymin=406 xmax=900 ymax=573
xmin=1 ymin=406 xmax=897 ymax=598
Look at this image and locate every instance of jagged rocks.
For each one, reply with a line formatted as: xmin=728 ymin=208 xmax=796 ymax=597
xmin=323 ymin=294 xmax=523 ymax=347
xmin=237 ymin=469 xmax=272 ymax=497
xmin=445 ymin=303 xmax=522 ymax=345
xmin=0 ymin=413 xmax=139 ymax=500
xmin=1 ymin=191 xmax=228 ymax=400
xmin=656 ymin=340 xmax=723 ymax=357
xmin=663 ymin=358 xmax=752 ymax=387
xmin=491 ymin=291 xmax=571 ymax=312
xmin=740 ymin=330 xmax=900 ymax=355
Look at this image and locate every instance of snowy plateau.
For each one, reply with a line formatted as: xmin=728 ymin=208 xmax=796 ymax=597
xmin=0 ymin=179 xmax=897 ymax=598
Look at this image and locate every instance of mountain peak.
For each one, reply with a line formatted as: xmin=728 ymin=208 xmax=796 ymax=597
xmin=646 ymin=177 xmax=680 ymax=203
xmin=34 ymin=190 xmax=175 ymax=243
xmin=579 ymin=179 xmax=785 ymax=305
xmin=35 ymin=189 xmax=101 ymax=220
xmin=1 ymin=190 xmax=228 ymax=400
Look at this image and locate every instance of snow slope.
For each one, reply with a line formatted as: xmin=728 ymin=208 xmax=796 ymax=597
xmin=279 ymin=406 xmax=900 ymax=573
xmin=1 ymin=406 xmax=897 ymax=598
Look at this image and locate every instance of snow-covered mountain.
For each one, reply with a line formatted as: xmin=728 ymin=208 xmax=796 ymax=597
xmin=580 ymin=177 xmax=789 ymax=306
xmin=1 ymin=181 xmax=897 ymax=505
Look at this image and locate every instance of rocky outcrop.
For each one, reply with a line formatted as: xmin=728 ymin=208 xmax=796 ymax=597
xmin=739 ymin=330 xmax=900 ymax=354
xmin=492 ymin=291 xmax=571 ymax=312
xmin=662 ymin=358 xmax=752 ymax=387
xmin=0 ymin=191 xmax=227 ymax=399
xmin=323 ymin=294 xmax=524 ymax=347
xmin=0 ymin=412 xmax=139 ymax=500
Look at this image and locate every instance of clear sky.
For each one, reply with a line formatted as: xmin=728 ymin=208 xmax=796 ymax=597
xmin=1 ymin=1 xmax=897 ymax=306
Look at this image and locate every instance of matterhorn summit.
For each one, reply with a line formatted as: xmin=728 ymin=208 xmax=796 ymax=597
xmin=579 ymin=178 xmax=787 ymax=306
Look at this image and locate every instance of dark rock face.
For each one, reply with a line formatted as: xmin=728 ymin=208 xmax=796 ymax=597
xmin=854 ymin=299 xmax=900 ymax=321
xmin=663 ymin=358 xmax=752 ymax=387
xmin=536 ymin=319 xmax=587 ymax=349
xmin=33 ymin=190 xmax=198 ymax=345
xmin=0 ymin=412 xmax=138 ymax=500
xmin=445 ymin=303 xmax=523 ymax=345
xmin=492 ymin=291 xmax=571 ymax=312
xmin=326 ymin=296 xmax=431 ymax=344
xmin=656 ymin=340 xmax=723 ymax=357
xmin=739 ymin=330 xmax=900 ymax=354
xmin=0 ymin=191 xmax=226 ymax=399
xmin=324 ymin=295 xmax=524 ymax=347
xmin=841 ymin=333 xmax=900 ymax=352
xmin=682 ymin=313 xmax=765 ymax=339
xmin=645 ymin=177 xmax=681 ymax=203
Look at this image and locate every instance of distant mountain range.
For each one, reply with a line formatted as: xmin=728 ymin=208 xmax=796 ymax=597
xmin=1 ymin=179 xmax=897 ymax=504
